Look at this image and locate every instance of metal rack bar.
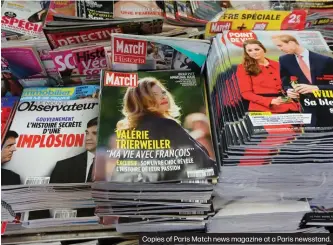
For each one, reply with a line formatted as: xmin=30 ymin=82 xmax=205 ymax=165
xmin=2 ymin=225 xmax=137 ymax=244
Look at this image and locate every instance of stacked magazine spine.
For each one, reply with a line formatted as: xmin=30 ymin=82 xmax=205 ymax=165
xmin=0 ymin=0 xmax=221 ymax=235
xmin=93 ymin=181 xmax=216 ymax=233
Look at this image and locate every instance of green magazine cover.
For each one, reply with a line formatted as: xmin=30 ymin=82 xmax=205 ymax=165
xmin=95 ymin=69 xmax=218 ymax=182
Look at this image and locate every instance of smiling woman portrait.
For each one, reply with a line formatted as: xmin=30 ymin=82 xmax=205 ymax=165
xmin=236 ymin=39 xmax=299 ymax=113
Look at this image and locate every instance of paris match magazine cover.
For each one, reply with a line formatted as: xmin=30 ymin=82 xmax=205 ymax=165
xmin=95 ymin=69 xmax=218 ymax=183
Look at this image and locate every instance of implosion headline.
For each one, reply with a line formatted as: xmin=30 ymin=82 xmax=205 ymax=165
xmin=139 ymin=233 xmax=333 ymax=244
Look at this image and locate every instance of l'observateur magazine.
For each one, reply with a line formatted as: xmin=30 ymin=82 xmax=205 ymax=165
xmin=2 ymin=86 xmax=99 ymax=186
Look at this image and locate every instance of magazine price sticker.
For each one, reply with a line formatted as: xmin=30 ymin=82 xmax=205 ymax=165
xmin=249 ymin=112 xmax=312 ymax=126
xmin=205 ymin=10 xmax=307 ymax=38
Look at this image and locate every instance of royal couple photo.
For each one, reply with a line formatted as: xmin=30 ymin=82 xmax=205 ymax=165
xmin=236 ymin=34 xmax=333 ymax=127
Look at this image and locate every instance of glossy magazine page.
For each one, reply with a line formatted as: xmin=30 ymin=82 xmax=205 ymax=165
xmin=44 ymin=0 xmax=76 ymax=23
xmin=1 ymin=86 xmax=100 ymax=186
xmin=205 ymin=30 xmax=333 ymax=166
xmin=220 ymin=30 xmax=333 ymax=130
xmin=1 ymin=0 xmax=49 ymax=38
xmin=95 ymin=69 xmax=218 ymax=183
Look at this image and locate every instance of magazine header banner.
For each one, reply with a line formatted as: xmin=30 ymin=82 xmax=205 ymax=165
xmin=45 ymin=27 xmax=123 ymax=49
xmin=112 ymin=37 xmax=148 ymax=65
xmin=20 ymin=86 xmax=99 ymax=101
xmin=205 ymin=10 xmax=307 ymax=38
xmin=104 ymin=71 xmax=139 ymax=88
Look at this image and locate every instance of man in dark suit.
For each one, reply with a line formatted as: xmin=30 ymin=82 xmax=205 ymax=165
xmin=35 ymin=117 xmax=98 ymax=219
xmin=1 ymin=130 xmax=21 ymax=185
xmin=50 ymin=117 xmax=98 ymax=183
xmin=29 ymin=118 xmax=98 ymax=220
xmin=272 ymin=34 xmax=333 ymax=127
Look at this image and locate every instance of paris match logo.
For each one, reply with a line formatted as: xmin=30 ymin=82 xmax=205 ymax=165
xmin=104 ymin=71 xmax=138 ymax=87
xmin=210 ymin=21 xmax=232 ymax=33
xmin=113 ymin=37 xmax=147 ymax=65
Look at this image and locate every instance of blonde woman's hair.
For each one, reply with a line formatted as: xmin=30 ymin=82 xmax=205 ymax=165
xmin=117 ymin=77 xmax=181 ymax=130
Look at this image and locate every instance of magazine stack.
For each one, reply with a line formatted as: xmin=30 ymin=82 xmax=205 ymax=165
xmin=1 ymin=0 xmax=333 ymax=241
xmin=305 ymin=9 xmax=333 ymax=51
xmin=90 ymin=34 xmax=220 ymax=233
xmin=1 ymin=86 xmax=101 ymax=228
xmin=205 ymin=30 xmax=333 ymax=232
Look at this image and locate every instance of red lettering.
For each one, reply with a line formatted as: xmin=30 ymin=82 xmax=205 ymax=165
xmin=104 ymin=71 xmax=138 ymax=87
xmin=16 ymin=134 xmax=84 ymax=148
xmin=1 ymin=16 xmax=10 ymax=24
xmin=25 ymin=21 xmax=32 ymax=31
xmin=17 ymin=134 xmax=23 ymax=147
xmin=55 ymin=134 xmax=62 ymax=147
xmin=75 ymin=134 xmax=84 ymax=147
xmin=26 ymin=21 xmax=38 ymax=31
xmin=67 ymin=135 xmax=75 ymax=147
xmin=18 ymin=19 xmax=25 ymax=28
xmin=17 ymin=135 xmax=33 ymax=148
xmin=2 ymin=16 xmax=41 ymax=33
xmin=9 ymin=17 xmax=19 ymax=26
xmin=31 ymin=135 xmax=41 ymax=148
xmin=37 ymin=24 xmax=43 ymax=32
xmin=46 ymin=135 xmax=54 ymax=147
xmin=61 ymin=134 xmax=67 ymax=147
xmin=40 ymin=135 xmax=46 ymax=147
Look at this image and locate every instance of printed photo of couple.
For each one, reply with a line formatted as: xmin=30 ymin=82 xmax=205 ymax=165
xmin=236 ymin=34 xmax=333 ymax=127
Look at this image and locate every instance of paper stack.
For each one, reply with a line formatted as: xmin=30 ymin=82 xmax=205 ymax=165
xmin=1 ymin=86 xmax=100 ymax=228
xmin=205 ymin=30 xmax=333 ymax=230
xmin=92 ymin=35 xmax=220 ymax=232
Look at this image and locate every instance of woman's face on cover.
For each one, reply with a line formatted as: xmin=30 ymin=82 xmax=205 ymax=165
xmin=151 ymin=84 xmax=169 ymax=113
xmin=245 ymin=44 xmax=265 ymax=60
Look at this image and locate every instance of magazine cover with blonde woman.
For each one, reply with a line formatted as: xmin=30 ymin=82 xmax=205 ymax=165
xmin=95 ymin=69 xmax=218 ymax=183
